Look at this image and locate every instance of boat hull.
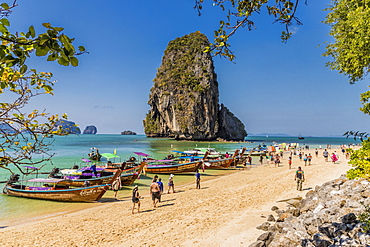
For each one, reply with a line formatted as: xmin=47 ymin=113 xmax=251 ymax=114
xmin=203 ymin=158 xmax=234 ymax=169
xmin=4 ymin=184 xmax=109 ymax=202
xmin=145 ymin=161 xmax=202 ymax=174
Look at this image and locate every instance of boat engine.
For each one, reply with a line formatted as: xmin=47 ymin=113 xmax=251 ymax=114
xmin=8 ymin=174 xmax=20 ymax=184
xmin=48 ymin=167 xmax=60 ymax=178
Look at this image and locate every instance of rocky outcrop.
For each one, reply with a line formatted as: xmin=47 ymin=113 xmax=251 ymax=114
xmin=54 ymin=120 xmax=81 ymax=134
xmin=83 ymin=125 xmax=97 ymax=134
xmin=143 ymin=31 xmax=247 ymax=141
xmin=121 ymin=130 xmax=137 ymax=135
xmin=250 ymin=176 xmax=370 ymax=247
xmin=218 ymin=104 xmax=247 ymax=141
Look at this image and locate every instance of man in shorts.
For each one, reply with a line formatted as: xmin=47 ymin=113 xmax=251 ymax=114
xmin=150 ymin=177 xmax=161 ymax=208
xmin=295 ymin=166 xmax=305 ymax=191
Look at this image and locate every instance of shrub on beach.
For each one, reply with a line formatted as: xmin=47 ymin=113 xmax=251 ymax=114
xmin=347 ymin=139 xmax=370 ymax=180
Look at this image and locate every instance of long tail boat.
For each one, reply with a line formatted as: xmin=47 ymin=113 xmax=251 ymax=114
xmin=143 ymin=153 xmax=209 ymax=174
xmin=203 ymin=149 xmax=240 ymax=169
xmin=101 ymin=161 xmax=146 ymax=186
xmin=2 ymin=170 xmax=122 ymax=202
xmin=52 ymin=161 xmax=145 ymax=187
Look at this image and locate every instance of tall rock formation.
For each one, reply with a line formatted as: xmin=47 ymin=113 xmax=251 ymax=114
xmin=143 ymin=32 xmax=246 ymax=141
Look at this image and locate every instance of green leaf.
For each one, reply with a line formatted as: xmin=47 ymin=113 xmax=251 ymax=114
xmin=35 ymin=46 xmax=49 ymax=57
xmin=20 ymin=65 xmax=27 ymax=74
xmin=78 ymin=46 xmax=85 ymax=52
xmin=0 ymin=18 xmax=10 ymax=26
xmin=42 ymin=23 xmax=51 ymax=28
xmin=57 ymin=56 xmax=69 ymax=66
xmin=28 ymin=25 xmax=35 ymax=38
xmin=0 ymin=3 xmax=9 ymax=9
xmin=46 ymin=53 xmax=57 ymax=61
xmin=70 ymin=57 xmax=78 ymax=67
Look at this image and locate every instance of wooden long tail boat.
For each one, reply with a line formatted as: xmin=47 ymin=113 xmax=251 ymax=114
xmin=100 ymin=162 xmax=146 ymax=186
xmin=144 ymin=160 xmax=203 ymax=174
xmin=3 ymin=170 xmax=122 ymax=202
xmin=143 ymin=152 xmax=209 ymax=174
xmin=204 ymin=149 xmax=240 ymax=169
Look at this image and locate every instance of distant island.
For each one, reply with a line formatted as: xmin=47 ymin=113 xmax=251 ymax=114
xmin=121 ymin=130 xmax=136 ymax=135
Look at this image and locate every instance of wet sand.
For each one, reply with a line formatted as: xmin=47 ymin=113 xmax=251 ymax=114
xmin=0 ymin=148 xmax=352 ymax=246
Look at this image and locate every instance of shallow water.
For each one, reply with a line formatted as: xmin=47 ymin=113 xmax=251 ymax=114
xmin=0 ymin=134 xmax=359 ymax=226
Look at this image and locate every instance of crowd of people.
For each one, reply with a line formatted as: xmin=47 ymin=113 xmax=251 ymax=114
xmin=114 ymin=144 xmax=355 ymax=213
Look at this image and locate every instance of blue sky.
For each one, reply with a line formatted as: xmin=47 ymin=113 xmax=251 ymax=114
xmin=7 ymin=0 xmax=370 ymax=136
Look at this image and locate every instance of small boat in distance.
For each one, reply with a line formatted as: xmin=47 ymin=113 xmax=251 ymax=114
xmin=88 ymin=147 xmax=102 ymax=161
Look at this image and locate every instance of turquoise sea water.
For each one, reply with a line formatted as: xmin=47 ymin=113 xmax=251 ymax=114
xmin=0 ymin=134 xmax=361 ymax=226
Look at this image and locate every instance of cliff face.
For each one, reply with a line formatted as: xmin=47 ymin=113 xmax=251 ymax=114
xmin=143 ymin=32 xmax=246 ymax=141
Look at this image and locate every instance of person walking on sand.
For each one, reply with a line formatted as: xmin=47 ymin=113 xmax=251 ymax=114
xmin=295 ymin=166 xmax=305 ymax=191
xmin=150 ymin=177 xmax=161 ymax=208
xmin=288 ymin=156 xmax=292 ymax=169
xmin=157 ymin=178 xmax=164 ymax=202
xmin=307 ymin=153 xmax=312 ymax=166
xmin=195 ymin=170 xmax=201 ymax=189
xmin=331 ymin=153 xmax=338 ymax=164
xmin=112 ymin=177 xmax=121 ymax=200
xmin=323 ymin=149 xmax=329 ymax=162
xmin=168 ymin=174 xmax=175 ymax=194
xmin=132 ymin=185 xmax=141 ymax=214
xmin=303 ymin=154 xmax=308 ymax=166
xmin=259 ymin=155 xmax=263 ymax=165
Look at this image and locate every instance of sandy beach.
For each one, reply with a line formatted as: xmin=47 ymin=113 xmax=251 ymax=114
xmin=0 ymin=148 xmax=352 ymax=246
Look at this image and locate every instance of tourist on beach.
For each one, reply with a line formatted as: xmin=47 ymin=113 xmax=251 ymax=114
xmin=150 ymin=177 xmax=161 ymax=208
xmin=274 ymin=154 xmax=280 ymax=167
xmin=288 ymin=156 xmax=292 ymax=169
xmin=157 ymin=178 xmax=164 ymax=202
xmin=259 ymin=155 xmax=263 ymax=165
xmin=132 ymin=185 xmax=141 ymax=214
xmin=303 ymin=154 xmax=308 ymax=166
xmin=307 ymin=153 xmax=312 ymax=166
xmin=315 ymin=149 xmax=318 ymax=157
xmin=323 ymin=149 xmax=329 ymax=162
xmin=331 ymin=153 xmax=338 ymax=164
xmin=295 ymin=166 xmax=305 ymax=191
xmin=247 ymin=155 xmax=252 ymax=166
xmin=168 ymin=174 xmax=175 ymax=193
xmin=195 ymin=169 xmax=201 ymax=189
xmin=112 ymin=177 xmax=121 ymax=200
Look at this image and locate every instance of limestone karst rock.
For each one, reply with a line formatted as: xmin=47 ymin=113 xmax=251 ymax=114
xmin=121 ymin=130 xmax=137 ymax=135
xmin=143 ymin=31 xmax=247 ymax=141
xmin=83 ymin=125 xmax=97 ymax=134
xmin=54 ymin=120 xmax=81 ymax=134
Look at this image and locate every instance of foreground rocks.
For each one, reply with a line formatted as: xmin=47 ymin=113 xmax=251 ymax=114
xmin=250 ymin=176 xmax=370 ymax=246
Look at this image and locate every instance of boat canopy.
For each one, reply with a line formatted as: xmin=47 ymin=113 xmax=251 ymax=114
xmin=22 ymin=166 xmax=39 ymax=170
xmin=27 ymin=178 xmax=65 ymax=183
xmin=101 ymin=153 xmax=121 ymax=159
xmin=133 ymin=152 xmax=150 ymax=157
